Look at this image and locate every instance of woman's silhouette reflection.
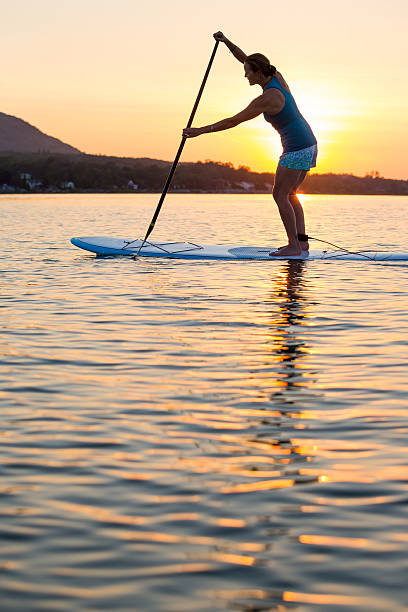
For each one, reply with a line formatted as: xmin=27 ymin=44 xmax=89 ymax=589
xmin=243 ymin=259 xmax=321 ymax=480
xmin=265 ymin=259 xmax=315 ymax=407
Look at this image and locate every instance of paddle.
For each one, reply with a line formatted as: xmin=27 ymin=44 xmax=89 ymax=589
xmin=135 ymin=39 xmax=219 ymax=257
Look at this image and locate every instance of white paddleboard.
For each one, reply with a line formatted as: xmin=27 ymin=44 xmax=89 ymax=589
xmin=71 ymin=236 xmax=408 ymax=261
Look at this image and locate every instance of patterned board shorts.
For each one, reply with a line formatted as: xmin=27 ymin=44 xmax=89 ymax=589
xmin=278 ymin=144 xmax=318 ymax=171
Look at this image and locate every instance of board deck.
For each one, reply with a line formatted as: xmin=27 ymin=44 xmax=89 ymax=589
xmin=70 ymin=237 xmax=408 ymax=261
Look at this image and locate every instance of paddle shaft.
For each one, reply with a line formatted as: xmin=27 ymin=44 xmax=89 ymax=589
xmin=137 ymin=40 xmax=219 ymax=253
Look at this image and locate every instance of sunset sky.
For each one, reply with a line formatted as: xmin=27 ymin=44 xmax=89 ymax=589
xmin=2 ymin=0 xmax=408 ymax=178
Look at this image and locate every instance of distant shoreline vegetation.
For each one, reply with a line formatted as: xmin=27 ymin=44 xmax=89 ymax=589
xmin=1 ymin=151 xmax=407 ymax=196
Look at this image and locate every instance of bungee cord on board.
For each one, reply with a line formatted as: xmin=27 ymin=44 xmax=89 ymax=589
xmin=305 ymin=235 xmax=380 ymax=261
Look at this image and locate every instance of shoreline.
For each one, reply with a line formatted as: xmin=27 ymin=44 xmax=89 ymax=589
xmin=2 ymin=189 xmax=408 ymax=197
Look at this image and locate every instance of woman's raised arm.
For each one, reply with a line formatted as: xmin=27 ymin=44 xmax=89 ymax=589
xmin=213 ymin=31 xmax=247 ymax=64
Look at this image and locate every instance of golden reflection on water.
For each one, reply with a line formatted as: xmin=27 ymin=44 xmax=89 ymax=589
xmin=283 ymin=591 xmax=373 ymax=606
xmin=217 ymin=260 xmax=326 ymax=493
xmin=265 ymin=260 xmax=312 ymax=394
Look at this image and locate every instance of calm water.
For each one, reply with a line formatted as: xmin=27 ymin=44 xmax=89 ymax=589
xmin=1 ymin=194 xmax=408 ymax=612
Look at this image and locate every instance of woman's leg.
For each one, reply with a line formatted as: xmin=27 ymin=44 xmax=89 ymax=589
xmin=270 ymin=165 xmax=308 ymax=256
xmin=288 ymin=170 xmax=308 ymax=250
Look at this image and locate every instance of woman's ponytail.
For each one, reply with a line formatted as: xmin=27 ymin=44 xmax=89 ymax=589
xmin=268 ymin=64 xmax=277 ymax=77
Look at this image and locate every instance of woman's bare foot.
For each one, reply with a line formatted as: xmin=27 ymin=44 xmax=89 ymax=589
xmin=300 ymin=240 xmax=309 ymax=252
xmin=269 ymin=244 xmax=302 ymax=257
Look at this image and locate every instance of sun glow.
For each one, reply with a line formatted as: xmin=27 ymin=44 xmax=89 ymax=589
xmin=192 ymin=78 xmax=369 ymax=175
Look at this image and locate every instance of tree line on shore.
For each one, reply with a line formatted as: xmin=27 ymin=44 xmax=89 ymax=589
xmin=1 ymin=151 xmax=407 ymax=195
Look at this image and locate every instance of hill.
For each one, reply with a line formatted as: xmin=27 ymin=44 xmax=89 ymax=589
xmin=0 ymin=112 xmax=80 ymax=154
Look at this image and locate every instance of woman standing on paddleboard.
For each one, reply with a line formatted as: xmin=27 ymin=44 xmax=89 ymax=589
xmin=183 ymin=31 xmax=317 ymax=258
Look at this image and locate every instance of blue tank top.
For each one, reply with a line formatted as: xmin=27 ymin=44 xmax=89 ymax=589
xmin=263 ymin=76 xmax=316 ymax=153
